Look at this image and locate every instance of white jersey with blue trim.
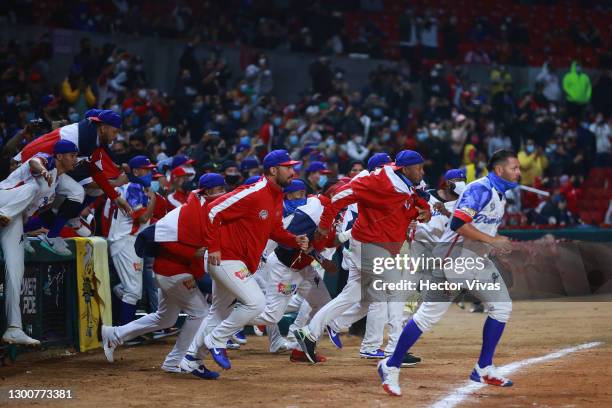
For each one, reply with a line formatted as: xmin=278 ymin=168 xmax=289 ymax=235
xmin=414 ymin=191 xmax=457 ymax=244
xmin=108 ymin=182 xmax=150 ymax=242
xmin=439 ymin=176 xmax=506 ymax=245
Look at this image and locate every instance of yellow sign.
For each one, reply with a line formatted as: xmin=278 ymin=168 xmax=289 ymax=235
xmin=74 ymin=237 xmax=113 ymax=352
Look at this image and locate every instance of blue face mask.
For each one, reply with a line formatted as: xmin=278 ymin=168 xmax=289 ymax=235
xmin=390 ymin=124 xmax=399 ymax=132
xmin=318 ymin=174 xmax=328 ymax=188
xmin=150 ymin=180 xmax=160 ymax=193
xmin=417 ymin=131 xmax=428 ymax=142
xmin=289 ymin=134 xmax=299 ymax=146
xmin=232 ymin=110 xmax=242 ymax=120
xmin=372 ymin=108 xmax=383 ymax=117
xmin=138 ymin=172 xmax=153 ymax=188
xmin=526 ymin=145 xmax=535 ymax=154
xmin=273 ymin=117 xmax=282 ymax=126
xmin=69 ymin=112 xmax=79 ymax=123
xmin=240 ymin=84 xmax=249 ymax=93
xmin=487 ymin=172 xmax=518 ymax=194
xmin=240 ymin=136 xmax=250 ymax=145
xmin=283 ymin=197 xmax=307 ymax=216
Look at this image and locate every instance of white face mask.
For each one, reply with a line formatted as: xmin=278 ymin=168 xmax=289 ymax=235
xmin=452 ymin=181 xmax=466 ymax=195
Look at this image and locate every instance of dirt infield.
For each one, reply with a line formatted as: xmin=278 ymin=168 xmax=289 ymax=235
xmin=1 ymin=298 xmax=611 ymax=408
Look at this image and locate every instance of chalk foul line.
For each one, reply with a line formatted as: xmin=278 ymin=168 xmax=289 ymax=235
xmin=429 ymin=341 xmax=603 ymax=408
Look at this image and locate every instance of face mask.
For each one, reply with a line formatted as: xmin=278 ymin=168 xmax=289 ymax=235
xmin=354 ymin=136 xmax=363 ymax=144
xmin=138 ymin=172 xmax=153 ymax=188
xmin=240 ymin=84 xmax=249 ymax=93
xmin=231 ymin=110 xmax=241 ymax=120
xmin=547 ymin=143 xmax=557 ymax=152
xmin=240 ymin=135 xmax=250 ymax=145
xmin=150 ymin=180 xmax=160 ymax=193
xmin=289 ymin=134 xmax=299 ymax=146
xmin=417 ymin=131 xmax=428 ymax=142
xmin=118 ymin=60 xmax=129 ymax=71
xmin=431 ymin=128 xmax=440 ymax=137
xmin=5 ymin=95 xmax=14 ymax=104
xmin=111 ymin=104 xmax=121 ymax=113
xmin=193 ymin=102 xmax=203 ymax=111
xmin=138 ymin=89 xmax=147 ymax=99
xmin=526 ymin=145 xmax=535 ymax=154
xmin=259 ymin=58 xmax=267 ymax=66
xmin=452 ymin=181 xmax=466 ymax=195
xmin=318 ymin=174 xmax=328 ymax=188
xmin=372 ymin=108 xmax=383 ymax=117
xmin=225 ymin=174 xmax=241 ymax=185
xmin=390 ymin=124 xmax=399 ymax=132
xmin=69 ymin=112 xmax=80 ymax=123
xmin=273 ymin=117 xmax=282 ymax=126
xmin=283 ymin=197 xmax=307 ymax=216
xmin=326 ymin=138 xmax=335 ymax=146
xmin=382 ymin=133 xmax=391 ymax=142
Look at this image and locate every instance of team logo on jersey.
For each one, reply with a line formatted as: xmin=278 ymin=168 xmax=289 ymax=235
xmin=259 ymin=210 xmax=269 ymax=220
xmin=277 ymin=282 xmax=297 ymax=296
xmin=461 ymin=207 xmax=476 ymax=217
xmin=182 ymin=279 xmax=196 ymax=290
xmin=234 ymin=268 xmax=253 ymax=280
xmin=133 ymin=262 xmax=142 ymax=272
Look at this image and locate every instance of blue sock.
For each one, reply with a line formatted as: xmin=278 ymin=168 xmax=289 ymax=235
xmin=478 ymin=317 xmax=506 ymax=368
xmin=119 ymin=302 xmax=137 ymax=326
xmin=47 ymin=216 xmax=67 ymax=238
xmin=387 ymin=319 xmax=422 ymax=368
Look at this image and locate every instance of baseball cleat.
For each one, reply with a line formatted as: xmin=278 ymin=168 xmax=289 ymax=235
xmin=289 ymin=349 xmax=327 ymax=363
xmin=39 ymin=235 xmax=72 ymax=256
xmin=326 ymin=325 xmax=343 ymax=349
xmin=124 ymin=336 xmax=146 ymax=346
xmin=378 ymin=358 xmax=402 ymax=396
xmin=401 ymin=352 xmax=421 ymax=367
xmin=269 ymin=336 xmax=290 ymax=354
xmin=209 ymin=347 xmax=231 ymax=370
xmin=101 ymin=325 xmax=117 ymax=362
xmin=226 ymin=339 xmax=240 ymax=350
xmin=232 ymin=329 xmax=247 ymax=345
xmin=293 ymin=328 xmax=317 ymax=364
xmin=253 ymin=325 xmax=266 ymax=336
xmin=470 ymin=363 xmax=513 ymax=387
xmin=1 ymin=327 xmax=41 ymax=347
xmin=470 ymin=303 xmax=485 ymax=313
xmin=360 ymin=349 xmax=386 ymax=359
xmin=179 ymin=354 xmax=220 ymax=380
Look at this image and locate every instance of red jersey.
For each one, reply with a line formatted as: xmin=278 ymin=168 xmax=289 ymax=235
xmin=207 ymin=176 xmax=299 ymax=272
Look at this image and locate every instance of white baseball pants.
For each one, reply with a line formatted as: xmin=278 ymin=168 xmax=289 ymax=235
xmin=110 ymin=235 xmax=143 ymax=305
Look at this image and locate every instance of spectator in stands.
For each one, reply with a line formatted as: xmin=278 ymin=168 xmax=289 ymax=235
xmin=518 ymin=139 xmax=548 ymax=186
xmin=62 ymin=66 xmax=97 ymax=116
xmin=346 ymin=133 xmax=370 ymax=162
xmin=536 ymin=62 xmax=561 ymax=103
xmin=588 ymin=113 xmax=611 ymax=167
xmin=464 ymin=48 xmax=491 ymax=65
xmin=490 ymin=65 xmax=513 ymax=97
xmin=420 ymin=12 xmax=439 ymax=59
xmin=302 ymin=161 xmax=331 ymax=195
xmin=399 ymin=9 xmax=419 ymax=64
xmin=441 ymin=15 xmax=459 ymax=60
xmin=563 ymin=61 xmax=591 ymax=120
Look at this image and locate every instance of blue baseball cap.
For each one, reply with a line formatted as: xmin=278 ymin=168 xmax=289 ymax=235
xmin=283 ymin=179 xmax=306 ymax=193
xmin=198 ymin=173 xmax=226 ymax=190
xmin=128 ymin=155 xmax=156 ymax=169
xmin=90 ymin=109 xmax=122 ymax=129
xmin=263 ymin=149 xmax=300 ymax=169
xmin=240 ymin=156 xmax=260 ymax=171
xmin=243 ymin=175 xmax=261 ymax=185
xmin=171 ymin=154 xmax=195 ymax=169
xmin=53 ymin=139 xmax=79 ymax=154
xmin=84 ymin=108 xmax=102 ymax=119
xmin=305 ymin=161 xmax=331 ymax=174
xmin=444 ymin=168 xmax=466 ymax=180
xmin=236 ymin=143 xmax=251 ymax=154
xmin=394 ymin=150 xmax=425 ymax=168
xmin=367 ymin=152 xmax=392 ymax=171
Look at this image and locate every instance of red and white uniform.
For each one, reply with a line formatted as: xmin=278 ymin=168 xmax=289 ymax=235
xmin=189 ymin=177 xmax=300 ymax=351
xmin=166 ymin=190 xmax=188 ymax=211
xmin=106 ymin=192 xmax=212 ymax=370
xmin=303 ymin=165 xmax=429 ymax=341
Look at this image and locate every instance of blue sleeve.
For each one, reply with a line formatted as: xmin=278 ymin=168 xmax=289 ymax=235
xmin=455 ymin=183 xmax=492 ymax=219
xmin=286 ymin=209 xmax=318 ymax=239
xmin=126 ymin=184 xmax=147 ymax=208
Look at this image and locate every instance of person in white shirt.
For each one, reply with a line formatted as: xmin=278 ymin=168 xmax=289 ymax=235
xmin=589 ymin=114 xmax=611 ymax=166
xmin=1 ymin=140 xmax=78 ymax=345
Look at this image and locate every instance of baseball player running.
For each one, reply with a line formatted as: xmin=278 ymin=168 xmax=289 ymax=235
xmin=182 ymin=150 xmax=308 ymax=372
xmin=107 ymin=156 xmax=157 ymax=325
xmin=102 ymin=173 xmax=227 ymax=379
xmin=294 ymin=150 xmax=431 ymax=364
xmin=1 ymin=140 xmax=78 ymax=345
xmin=15 ymin=109 xmax=131 ymax=256
xmin=378 ymin=150 xmax=520 ymax=396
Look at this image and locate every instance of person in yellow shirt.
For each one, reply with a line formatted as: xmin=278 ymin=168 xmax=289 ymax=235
xmin=462 ymin=142 xmax=489 ymax=183
xmin=518 ymin=139 xmax=548 ymax=186
xmin=61 ymin=69 xmax=97 ymax=116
